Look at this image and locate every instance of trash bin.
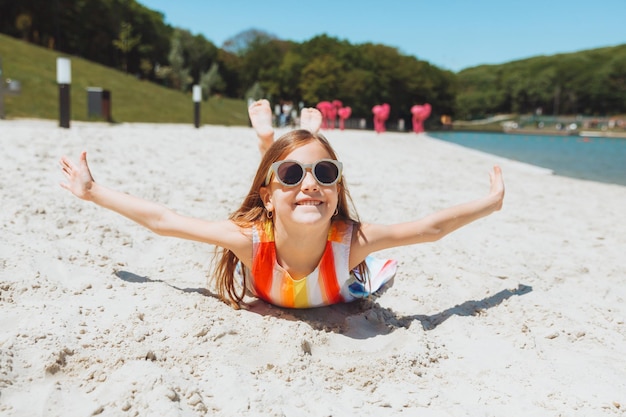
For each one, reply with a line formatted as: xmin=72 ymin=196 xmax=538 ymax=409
xmin=102 ymin=90 xmax=111 ymax=122
xmin=87 ymin=87 xmax=112 ymax=122
xmin=87 ymin=87 xmax=103 ymax=117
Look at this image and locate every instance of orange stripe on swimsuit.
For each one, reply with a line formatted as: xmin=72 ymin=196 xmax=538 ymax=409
xmin=247 ymin=220 xmax=397 ymax=308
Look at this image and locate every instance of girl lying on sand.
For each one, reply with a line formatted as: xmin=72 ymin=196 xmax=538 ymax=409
xmin=60 ymin=100 xmax=504 ymax=309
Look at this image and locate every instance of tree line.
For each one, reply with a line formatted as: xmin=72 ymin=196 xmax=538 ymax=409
xmin=455 ymin=45 xmax=626 ymax=120
xmin=1 ymin=0 xmax=624 ymax=124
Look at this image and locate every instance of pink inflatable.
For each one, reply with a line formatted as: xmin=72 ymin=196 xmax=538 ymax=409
xmin=329 ymin=100 xmax=343 ymax=130
xmin=327 ymin=105 xmax=338 ymax=130
xmin=337 ymin=106 xmax=352 ymax=130
xmin=372 ymin=103 xmax=390 ymax=133
xmin=316 ymin=101 xmax=332 ymax=129
xmin=316 ymin=100 xmax=347 ymax=129
xmin=410 ymin=103 xmax=432 ymax=133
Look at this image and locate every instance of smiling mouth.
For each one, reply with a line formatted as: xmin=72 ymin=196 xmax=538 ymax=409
xmin=296 ymin=200 xmax=322 ymax=206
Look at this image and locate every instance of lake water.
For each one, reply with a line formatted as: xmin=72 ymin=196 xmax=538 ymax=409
xmin=427 ymin=131 xmax=626 ymax=187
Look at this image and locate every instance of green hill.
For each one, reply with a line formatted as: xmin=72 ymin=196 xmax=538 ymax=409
xmin=0 ymin=34 xmax=249 ymax=125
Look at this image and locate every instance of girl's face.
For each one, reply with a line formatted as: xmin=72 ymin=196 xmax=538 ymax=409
xmin=261 ymin=141 xmax=340 ymax=228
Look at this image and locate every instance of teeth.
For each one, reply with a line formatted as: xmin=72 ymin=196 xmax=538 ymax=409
xmin=298 ymin=201 xmax=320 ymax=206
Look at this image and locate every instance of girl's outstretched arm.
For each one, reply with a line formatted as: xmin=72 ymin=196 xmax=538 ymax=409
xmin=59 ymin=152 xmax=250 ymax=258
xmin=351 ymin=165 xmax=505 ymax=264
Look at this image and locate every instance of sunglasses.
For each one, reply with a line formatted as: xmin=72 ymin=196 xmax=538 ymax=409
xmin=265 ymin=159 xmax=343 ymax=187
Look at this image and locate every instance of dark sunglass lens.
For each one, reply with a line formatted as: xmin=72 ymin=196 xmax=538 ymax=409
xmin=277 ymin=162 xmax=304 ymax=185
xmin=315 ymin=161 xmax=339 ymax=184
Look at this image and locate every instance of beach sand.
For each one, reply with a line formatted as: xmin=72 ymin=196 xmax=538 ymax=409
xmin=1 ymin=119 xmax=625 ymax=416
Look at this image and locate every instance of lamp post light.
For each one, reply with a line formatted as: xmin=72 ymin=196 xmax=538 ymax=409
xmin=57 ymin=57 xmax=71 ymax=128
xmin=192 ymin=85 xmax=201 ymax=128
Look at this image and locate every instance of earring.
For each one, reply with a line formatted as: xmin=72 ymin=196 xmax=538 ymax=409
xmin=333 ymin=207 xmax=339 ymax=216
xmin=266 ymin=210 xmax=273 ymax=219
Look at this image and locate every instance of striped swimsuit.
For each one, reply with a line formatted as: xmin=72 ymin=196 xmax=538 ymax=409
xmin=245 ymin=220 xmax=397 ymax=309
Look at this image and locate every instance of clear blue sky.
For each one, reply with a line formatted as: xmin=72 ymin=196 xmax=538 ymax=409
xmin=137 ymin=0 xmax=626 ymax=72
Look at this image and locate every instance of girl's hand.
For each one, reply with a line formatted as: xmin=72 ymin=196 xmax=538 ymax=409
xmin=489 ymin=165 xmax=505 ymax=211
xmin=59 ymin=151 xmax=96 ymax=200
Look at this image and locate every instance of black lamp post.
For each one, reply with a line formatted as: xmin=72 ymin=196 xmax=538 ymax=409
xmin=193 ymin=85 xmax=201 ymax=128
xmin=57 ymin=57 xmax=71 ymax=128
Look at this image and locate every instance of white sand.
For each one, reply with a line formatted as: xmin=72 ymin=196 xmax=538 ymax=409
xmin=1 ymin=119 xmax=625 ymax=416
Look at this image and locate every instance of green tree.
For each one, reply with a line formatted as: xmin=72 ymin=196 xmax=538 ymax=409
xmin=299 ymin=55 xmax=343 ymax=104
xmin=215 ymin=48 xmax=242 ymax=98
xmin=200 ymin=62 xmax=225 ymax=97
xmin=168 ymin=30 xmax=191 ymax=90
xmin=177 ymin=29 xmax=218 ymax=83
xmin=245 ymin=82 xmax=265 ymax=102
xmin=239 ymin=37 xmax=290 ymax=100
xmin=275 ymin=50 xmax=306 ymax=102
xmin=591 ymin=49 xmax=626 ymax=114
xmin=113 ymin=21 xmax=141 ymax=72
xmin=15 ymin=13 xmax=32 ymax=40
xmin=336 ymin=68 xmax=377 ymax=116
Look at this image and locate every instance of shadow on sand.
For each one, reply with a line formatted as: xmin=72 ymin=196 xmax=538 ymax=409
xmin=246 ymin=283 xmax=533 ymax=339
xmin=115 ymin=270 xmax=532 ymax=340
xmin=114 ymin=270 xmax=219 ymax=299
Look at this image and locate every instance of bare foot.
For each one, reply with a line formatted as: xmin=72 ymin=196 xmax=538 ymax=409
xmin=300 ymin=108 xmax=322 ymax=133
xmin=248 ymin=99 xmax=274 ymax=155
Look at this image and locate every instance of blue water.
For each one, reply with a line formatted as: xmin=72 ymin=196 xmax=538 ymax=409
xmin=427 ymin=132 xmax=626 ymax=187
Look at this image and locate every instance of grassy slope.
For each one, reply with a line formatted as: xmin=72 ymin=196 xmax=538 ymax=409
xmin=0 ymin=34 xmax=249 ymax=125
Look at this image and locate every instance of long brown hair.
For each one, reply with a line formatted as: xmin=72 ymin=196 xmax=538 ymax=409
xmin=212 ymin=129 xmax=368 ymax=307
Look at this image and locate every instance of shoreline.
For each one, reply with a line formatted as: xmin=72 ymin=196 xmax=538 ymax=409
xmin=449 ymin=127 xmax=626 ymax=138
